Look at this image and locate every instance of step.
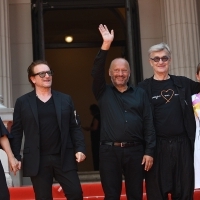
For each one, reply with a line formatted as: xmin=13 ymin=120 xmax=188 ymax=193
xmin=78 ymin=171 xmax=101 ymax=182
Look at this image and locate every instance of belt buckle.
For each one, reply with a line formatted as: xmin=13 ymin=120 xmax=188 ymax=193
xmin=121 ymin=142 xmax=126 ymax=147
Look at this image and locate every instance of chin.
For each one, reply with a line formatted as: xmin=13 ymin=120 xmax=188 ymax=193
xmin=44 ymin=85 xmax=52 ymax=88
xmin=115 ymin=83 xmax=126 ymax=87
xmin=117 ymin=81 xmax=127 ymax=85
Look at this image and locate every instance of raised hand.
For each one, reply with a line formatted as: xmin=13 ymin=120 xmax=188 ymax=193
xmin=99 ymin=24 xmax=114 ymax=43
xmin=98 ymin=24 xmax=114 ymax=50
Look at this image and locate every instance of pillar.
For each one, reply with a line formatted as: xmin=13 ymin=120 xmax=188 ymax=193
xmin=0 ymin=0 xmax=12 ymax=107
xmin=163 ymin=0 xmax=200 ymax=80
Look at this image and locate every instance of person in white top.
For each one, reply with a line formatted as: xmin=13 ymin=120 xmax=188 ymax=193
xmin=192 ymin=63 xmax=200 ymax=189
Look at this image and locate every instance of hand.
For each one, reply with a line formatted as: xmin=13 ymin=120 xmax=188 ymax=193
xmin=75 ymin=152 xmax=86 ymax=163
xmin=9 ymin=156 xmax=21 ymax=175
xmin=141 ymin=155 xmax=153 ymax=171
xmin=98 ymin=24 xmax=114 ymax=50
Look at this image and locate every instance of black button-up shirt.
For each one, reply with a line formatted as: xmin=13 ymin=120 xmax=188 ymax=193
xmin=92 ymin=50 xmax=156 ymax=156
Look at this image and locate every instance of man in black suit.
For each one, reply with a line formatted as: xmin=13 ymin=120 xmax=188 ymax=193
xmin=10 ymin=60 xmax=86 ymax=200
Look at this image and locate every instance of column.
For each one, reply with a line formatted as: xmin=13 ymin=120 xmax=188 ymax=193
xmin=9 ymin=0 xmax=33 ymax=104
xmin=163 ymin=0 xmax=200 ymax=80
xmin=0 ymin=0 xmax=12 ymax=107
xmin=0 ymin=0 xmax=14 ymax=189
xmin=9 ymin=0 xmax=33 ymax=186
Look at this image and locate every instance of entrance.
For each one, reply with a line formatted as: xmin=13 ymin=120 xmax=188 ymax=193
xmin=31 ymin=0 xmax=142 ymax=171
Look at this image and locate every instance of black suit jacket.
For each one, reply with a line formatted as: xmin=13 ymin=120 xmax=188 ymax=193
xmin=10 ymin=90 xmax=86 ymax=177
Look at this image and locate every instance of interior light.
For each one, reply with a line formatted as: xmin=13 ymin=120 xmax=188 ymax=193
xmin=65 ymin=36 xmax=73 ymax=43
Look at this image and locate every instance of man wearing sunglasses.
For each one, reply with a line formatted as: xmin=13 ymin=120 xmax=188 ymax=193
xmin=10 ymin=60 xmax=86 ymax=200
xmin=138 ymin=43 xmax=200 ymax=200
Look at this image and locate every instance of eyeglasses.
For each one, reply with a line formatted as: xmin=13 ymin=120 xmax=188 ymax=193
xmin=32 ymin=70 xmax=53 ymax=78
xmin=113 ymin=69 xmax=129 ymax=74
xmin=150 ymin=56 xmax=169 ymax=62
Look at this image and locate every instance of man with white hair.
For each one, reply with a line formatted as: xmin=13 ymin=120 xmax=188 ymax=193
xmin=138 ymin=42 xmax=200 ymax=200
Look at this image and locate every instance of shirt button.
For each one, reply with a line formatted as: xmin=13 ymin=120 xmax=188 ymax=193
xmin=125 ymin=110 xmax=127 ymax=112
xmin=125 ymin=120 xmax=127 ymax=123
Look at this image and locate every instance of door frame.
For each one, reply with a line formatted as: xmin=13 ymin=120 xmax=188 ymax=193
xmin=31 ymin=0 xmax=143 ymax=84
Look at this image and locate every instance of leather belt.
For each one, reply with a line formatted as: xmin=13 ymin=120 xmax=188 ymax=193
xmin=100 ymin=141 xmax=141 ymax=147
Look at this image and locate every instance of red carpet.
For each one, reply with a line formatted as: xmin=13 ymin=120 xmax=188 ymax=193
xmin=9 ymin=182 xmax=200 ymax=200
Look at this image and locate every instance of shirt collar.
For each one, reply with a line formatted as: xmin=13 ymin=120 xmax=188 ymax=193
xmin=111 ymin=82 xmax=134 ymax=92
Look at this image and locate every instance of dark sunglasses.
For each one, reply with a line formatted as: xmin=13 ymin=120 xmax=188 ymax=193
xmin=32 ymin=70 xmax=53 ymax=78
xmin=150 ymin=56 xmax=169 ymax=62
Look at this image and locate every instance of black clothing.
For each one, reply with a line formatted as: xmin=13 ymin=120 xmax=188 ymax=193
xmin=138 ymin=75 xmax=200 ymax=200
xmin=37 ymin=96 xmax=61 ymax=155
xmin=92 ymin=50 xmax=155 ymax=157
xmin=31 ymin=154 xmax=82 ymax=200
xmin=92 ymin=49 xmax=155 ymax=200
xmin=0 ymin=118 xmax=10 ymax=200
xmin=99 ymin=145 xmax=144 ymax=200
xmin=0 ymin=160 xmax=9 ymax=200
xmin=90 ymin=114 xmax=100 ymax=171
xmin=151 ymin=78 xmax=186 ymax=137
xmin=138 ymin=75 xmax=200 ymax=148
xmin=146 ymin=135 xmax=194 ymax=200
xmin=0 ymin=118 xmax=10 ymax=138
xmin=10 ymin=90 xmax=85 ymax=200
xmin=11 ymin=90 xmax=86 ymax=176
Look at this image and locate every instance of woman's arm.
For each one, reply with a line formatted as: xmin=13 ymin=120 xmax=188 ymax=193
xmin=0 ymin=135 xmax=20 ymax=175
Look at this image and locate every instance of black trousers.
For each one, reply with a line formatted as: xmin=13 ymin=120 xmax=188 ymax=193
xmin=99 ymin=144 xmax=144 ymax=200
xmin=30 ymin=154 xmax=82 ymax=200
xmin=145 ymin=135 xmax=194 ymax=200
xmin=0 ymin=161 xmax=9 ymax=200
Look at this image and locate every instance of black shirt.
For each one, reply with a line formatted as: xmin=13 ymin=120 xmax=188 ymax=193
xmin=92 ymin=50 xmax=156 ymax=156
xmin=37 ymin=96 xmax=61 ymax=155
xmin=152 ymin=78 xmax=186 ymax=137
xmin=138 ymin=75 xmax=200 ymax=150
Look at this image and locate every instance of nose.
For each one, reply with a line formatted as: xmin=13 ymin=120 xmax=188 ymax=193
xmin=45 ymin=72 xmax=50 ymax=77
xmin=158 ymin=59 xmax=164 ymax=63
xmin=118 ymin=70 xmax=123 ymax=75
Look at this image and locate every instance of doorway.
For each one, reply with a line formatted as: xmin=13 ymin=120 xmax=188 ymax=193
xmin=31 ymin=0 xmax=142 ymax=171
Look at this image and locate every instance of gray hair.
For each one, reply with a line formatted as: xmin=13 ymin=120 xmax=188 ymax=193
xmin=148 ymin=42 xmax=171 ymax=58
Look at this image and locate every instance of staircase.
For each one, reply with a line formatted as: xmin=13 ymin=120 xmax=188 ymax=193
xmin=78 ymin=171 xmax=101 ymax=182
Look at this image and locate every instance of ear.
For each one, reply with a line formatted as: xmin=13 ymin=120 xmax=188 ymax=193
xmin=108 ymin=69 xmax=111 ymax=76
xmin=196 ymin=73 xmax=200 ymax=82
xmin=149 ymin=59 xmax=154 ymax=67
xmin=30 ymin=76 xmax=36 ymax=84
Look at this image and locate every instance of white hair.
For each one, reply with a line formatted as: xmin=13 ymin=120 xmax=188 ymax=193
xmin=148 ymin=42 xmax=171 ymax=58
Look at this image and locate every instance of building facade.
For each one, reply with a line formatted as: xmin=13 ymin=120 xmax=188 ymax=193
xmin=0 ymin=0 xmax=200 ymax=186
